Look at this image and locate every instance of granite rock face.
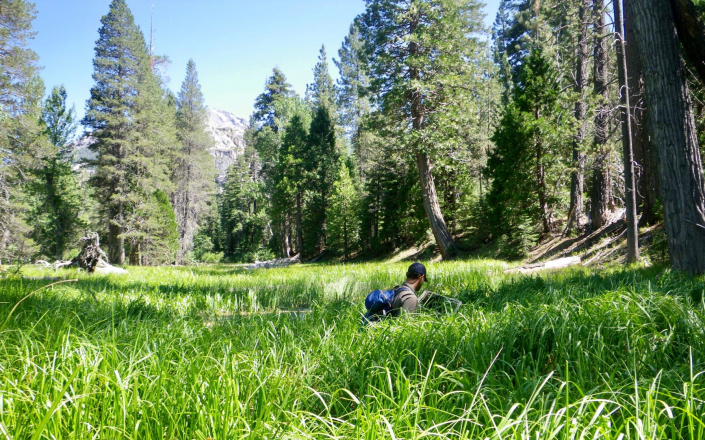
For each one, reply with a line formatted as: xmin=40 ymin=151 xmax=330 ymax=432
xmin=206 ymin=109 xmax=248 ymax=184
xmin=72 ymin=109 xmax=248 ymax=184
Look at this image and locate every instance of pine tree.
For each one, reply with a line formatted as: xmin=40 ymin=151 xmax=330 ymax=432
xmin=83 ymin=0 xmax=176 ymax=265
xmin=253 ymin=67 xmax=295 ymax=132
xmin=590 ymin=0 xmax=613 ymax=230
xmin=219 ymin=148 xmax=269 ymax=261
xmin=359 ymin=0 xmax=485 ymax=259
xmin=308 ymin=45 xmax=337 ymax=113
xmin=173 ymin=60 xmax=216 ymax=262
xmin=273 ymin=115 xmax=309 ymax=255
xmin=133 ymin=189 xmax=179 ymax=265
xmin=302 ymin=106 xmax=339 ymax=256
xmin=0 ymin=0 xmax=45 ymax=263
xmin=327 ymin=161 xmax=360 ymax=259
xmin=335 ymin=22 xmax=372 ymax=172
xmin=29 ymin=86 xmax=85 ymax=260
xmin=627 ymin=0 xmax=705 ymax=274
xmin=486 ymin=49 xmax=569 ymax=256
xmin=83 ymin=0 xmax=146 ymax=264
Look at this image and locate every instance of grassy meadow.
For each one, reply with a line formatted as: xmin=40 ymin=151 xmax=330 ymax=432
xmin=0 ymin=261 xmax=704 ymax=439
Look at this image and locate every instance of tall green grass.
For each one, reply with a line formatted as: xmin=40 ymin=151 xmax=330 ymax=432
xmin=0 ymin=261 xmax=703 ymax=438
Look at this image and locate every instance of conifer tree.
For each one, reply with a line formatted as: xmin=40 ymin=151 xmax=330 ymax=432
xmin=253 ymin=67 xmax=295 ymax=132
xmin=0 ymin=0 xmax=44 ymax=262
xmin=486 ymin=49 xmax=569 ymax=257
xmin=273 ymin=115 xmax=308 ymax=255
xmin=327 ymin=161 xmax=360 ymax=259
xmin=83 ymin=0 xmax=147 ymax=264
xmin=308 ymin=46 xmax=337 ymax=113
xmin=84 ymin=0 xmax=176 ymax=265
xmin=132 ymin=189 xmax=179 ymax=265
xmin=359 ymin=0 xmax=485 ymax=259
xmin=335 ymin=22 xmax=372 ymax=171
xmin=219 ymin=147 xmax=269 ymax=261
xmin=30 ymin=86 xmax=85 ymax=260
xmin=173 ymin=60 xmax=216 ymax=262
xmin=303 ymin=106 xmax=338 ymax=256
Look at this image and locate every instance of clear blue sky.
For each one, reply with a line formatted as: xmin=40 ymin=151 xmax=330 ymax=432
xmin=30 ymin=0 xmax=501 ymax=121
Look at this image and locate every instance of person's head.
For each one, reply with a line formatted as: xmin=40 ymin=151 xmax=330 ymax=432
xmin=406 ymin=262 xmax=428 ymax=289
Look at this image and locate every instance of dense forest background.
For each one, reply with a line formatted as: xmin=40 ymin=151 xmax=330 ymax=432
xmin=3 ymin=0 xmax=705 ymax=273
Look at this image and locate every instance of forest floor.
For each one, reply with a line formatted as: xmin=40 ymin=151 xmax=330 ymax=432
xmin=377 ymin=219 xmax=665 ymax=270
xmin=1 ymin=259 xmax=703 ymax=438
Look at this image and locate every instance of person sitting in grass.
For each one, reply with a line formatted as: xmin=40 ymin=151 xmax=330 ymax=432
xmin=363 ymin=262 xmax=428 ymax=323
xmin=389 ymin=262 xmax=427 ymax=316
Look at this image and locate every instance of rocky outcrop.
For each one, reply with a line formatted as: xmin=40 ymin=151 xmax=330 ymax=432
xmin=207 ymin=109 xmax=248 ymax=184
xmin=72 ymin=109 xmax=248 ymax=184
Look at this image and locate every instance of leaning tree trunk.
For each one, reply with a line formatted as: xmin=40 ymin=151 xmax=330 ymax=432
xmin=614 ymin=0 xmax=640 ymax=263
xmin=567 ymin=0 xmax=591 ymax=234
xmin=624 ymin=1 xmax=659 ymax=225
xmin=417 ymin=153 xmax=458 ymax=259
xmin=409 ymin=28 xmax=458 ymax=260
xmin=591 ymin=0 xmax=612 ymax=230
xmin=628 ymin=0 xmax=705 ymax=274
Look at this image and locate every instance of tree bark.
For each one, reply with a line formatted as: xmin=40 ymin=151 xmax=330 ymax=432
xmin=408 ymin=16 xmax=458 ymax=260
xmin=591 ymin=0 xmax=612 ymax=230
xmin=535 ymin=113 xmax=551 ymax=235
xmin=671 ymin=0 xmax=705 ymax=84
xmin=296 ymin=193 xmax=303 ymax=255
xmin=623 ymin=1 xmax=659 ymax=225
xmin=614 ymin=0 xmax=640 ymax=263
xmin=567 ymin=0 xmax=591 ymax=234
xmin=628 ymin=0 xmax=705 ymax=274
xmin=417 ymin=152 xmax=458 ymax=259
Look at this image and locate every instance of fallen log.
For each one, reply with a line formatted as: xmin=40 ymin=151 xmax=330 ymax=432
xmin=245 ymin=254 xmax=301 ymax=270
xmin=505 ymin=256 xmax=582 ymax=275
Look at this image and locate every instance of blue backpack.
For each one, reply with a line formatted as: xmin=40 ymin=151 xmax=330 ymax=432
xmin=364 ymin=289 xmax=397 ymax=317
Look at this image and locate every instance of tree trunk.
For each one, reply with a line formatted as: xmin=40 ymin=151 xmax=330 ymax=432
xmin=623 ymin=1 xmax=659 ymax=225
xmin=417 ymin=152 xmax=458 ymax=259
xmin=591 ymin=0 xmax=612 ymax=230
xmin=614 ymin=0 xmax=640 ymax=263
xmin=628 ymin=0 xmax=705 ymax=274
xmin=296 ymin=193 xmax=303 ymax=255
xmin=535 ymin=121 xmax=551 ymax=235
xmin=408 ymin=16 xmax=458 ymax=260
xmin=567 ymin=0 xmax=591 ymax=234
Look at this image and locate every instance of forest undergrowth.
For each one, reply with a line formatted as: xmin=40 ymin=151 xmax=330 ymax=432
xmin=0 ymin=261 xmax=704 ymax=439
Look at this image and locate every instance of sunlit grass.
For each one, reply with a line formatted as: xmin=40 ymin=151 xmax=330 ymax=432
xmin=0 ymin=261 xmax=703 ymax=438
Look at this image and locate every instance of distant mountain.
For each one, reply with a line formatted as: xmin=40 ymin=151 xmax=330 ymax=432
xmin=72 ymin=109 xmax=249 ymax=184
xmin=206 ymin=109 xmax=248 ymax=183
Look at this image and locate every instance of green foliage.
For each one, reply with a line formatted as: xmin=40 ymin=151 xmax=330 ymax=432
xmin=133 ymin=189 xmax=180 ymax=265
xmin=219 ymin=149 xmax=270 ymax=262
xmin=334 ymin=21 xmax=370 ymax=145
xmin=302 ymin=106 xmax=339 ymax=256
xmin=360 ymin=148 xmax=424 ymax=253
xmin=252 ymin=67 xmax=296 ymax=132
xmin=308 ymin=45 xmax=337 ymax=113
xmin=2 ymin=262 xmax=705 ymax=437
xmin=0 ymin=0 xmax=40 ymax=116
xmin=327 ymin=161 xmax=361 ymax=259
xmin=0 ymin=0 xmax=44 ymax=263
xmin=83 ymin=0 xmax=176 ymax=264
xmin=173 ymin=60 xmax=216 ymax=262
xmin=27 ymin=85 xmax=85 ymax=260
xmin=486 ymin=48 xmax=570 ymax=258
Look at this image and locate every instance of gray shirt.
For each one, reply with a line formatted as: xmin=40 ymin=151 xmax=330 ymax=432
xmin=390 ymin=282 xmax=418 ymax=317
